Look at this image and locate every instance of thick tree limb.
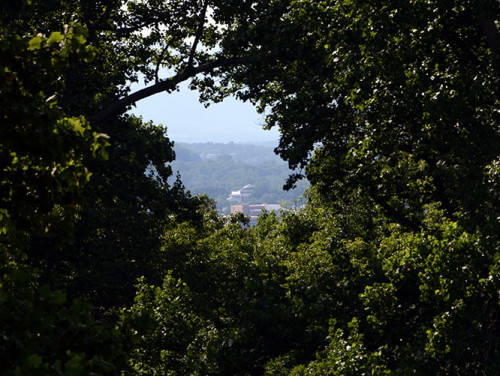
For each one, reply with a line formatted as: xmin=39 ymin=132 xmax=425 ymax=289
xmin=368 ymin=189 xmax=421 ymax=231
xmin=87 ymin=56 xmax=250 ymax=125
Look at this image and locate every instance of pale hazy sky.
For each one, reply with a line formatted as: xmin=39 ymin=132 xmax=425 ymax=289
xmin=128 ymin=81 xmax=280 ymax=144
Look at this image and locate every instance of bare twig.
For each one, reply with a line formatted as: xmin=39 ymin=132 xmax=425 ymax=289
xmin=155 ymin=45 xmax=168 ymax=84
xmin=187 ymin=0 xmax=209 ymax=70
xmin=155 ymin=32 xmax=181 ymax=84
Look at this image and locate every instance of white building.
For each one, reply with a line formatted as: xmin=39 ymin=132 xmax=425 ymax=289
xmin=227 ymin=184 xmax=255 ymax=203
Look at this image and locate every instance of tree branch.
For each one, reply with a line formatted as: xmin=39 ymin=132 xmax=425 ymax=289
xmin=87 ymin=56 xmax=251 ymax=125
xmin=187 ymin=0 xmax=209 ymax=70
xmin=368 ymin=189 xmax=421 ymax=231
xmin=155 ymin=32 xmax=182 ymax=84
xmin=155 ymin=44 xmax=169 ymax=84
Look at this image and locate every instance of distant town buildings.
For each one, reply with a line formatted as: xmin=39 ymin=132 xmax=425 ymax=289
xmin=228 ymin=184 xmax=282 ymax=225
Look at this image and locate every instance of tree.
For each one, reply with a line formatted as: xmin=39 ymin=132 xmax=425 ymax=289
xmin=118 ymin=187 xmax=500 ymax=374
xmin=0 ymin=4 xmax=106 ymax=253
xmin=5 ymin=0 xmax=211 ymax=311
xmin=218 ymin=2 xmax=500 ymax=372
xmin=122 ymin=208 xmax=315 ymax=375
xmin=0 ymin=3 xmax=127 ymax=373
xmin=225 ymin=0 xmax=500 ymax=233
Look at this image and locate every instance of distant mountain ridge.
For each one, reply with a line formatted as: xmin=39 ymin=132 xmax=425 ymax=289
xmin=174 ymin=142 xmax=283 ymax=164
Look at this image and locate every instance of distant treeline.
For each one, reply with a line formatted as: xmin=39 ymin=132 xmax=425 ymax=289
xmin=172 ymin=142 xmax=308 ymax=213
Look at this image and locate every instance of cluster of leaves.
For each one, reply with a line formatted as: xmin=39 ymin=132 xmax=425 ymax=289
xmin=0 ymin=260 xmax=127 ymax=375
xmin=1 ymin=0 xmax=217 ymax=372
xmin=0 ymin=14 xmax=107 ymax=251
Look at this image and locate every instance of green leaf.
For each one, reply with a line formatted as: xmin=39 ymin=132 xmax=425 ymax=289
xmin=28 ymin=36 xmax=43 ymax=50
xmin=48 ymin=31 xmax=64 ymax=46
xmin=71 ymin=119 xmax=86 ymax=135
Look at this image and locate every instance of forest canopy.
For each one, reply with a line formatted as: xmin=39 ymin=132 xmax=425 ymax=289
xmin=1 ymin=0 xmax=499 ymax=374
